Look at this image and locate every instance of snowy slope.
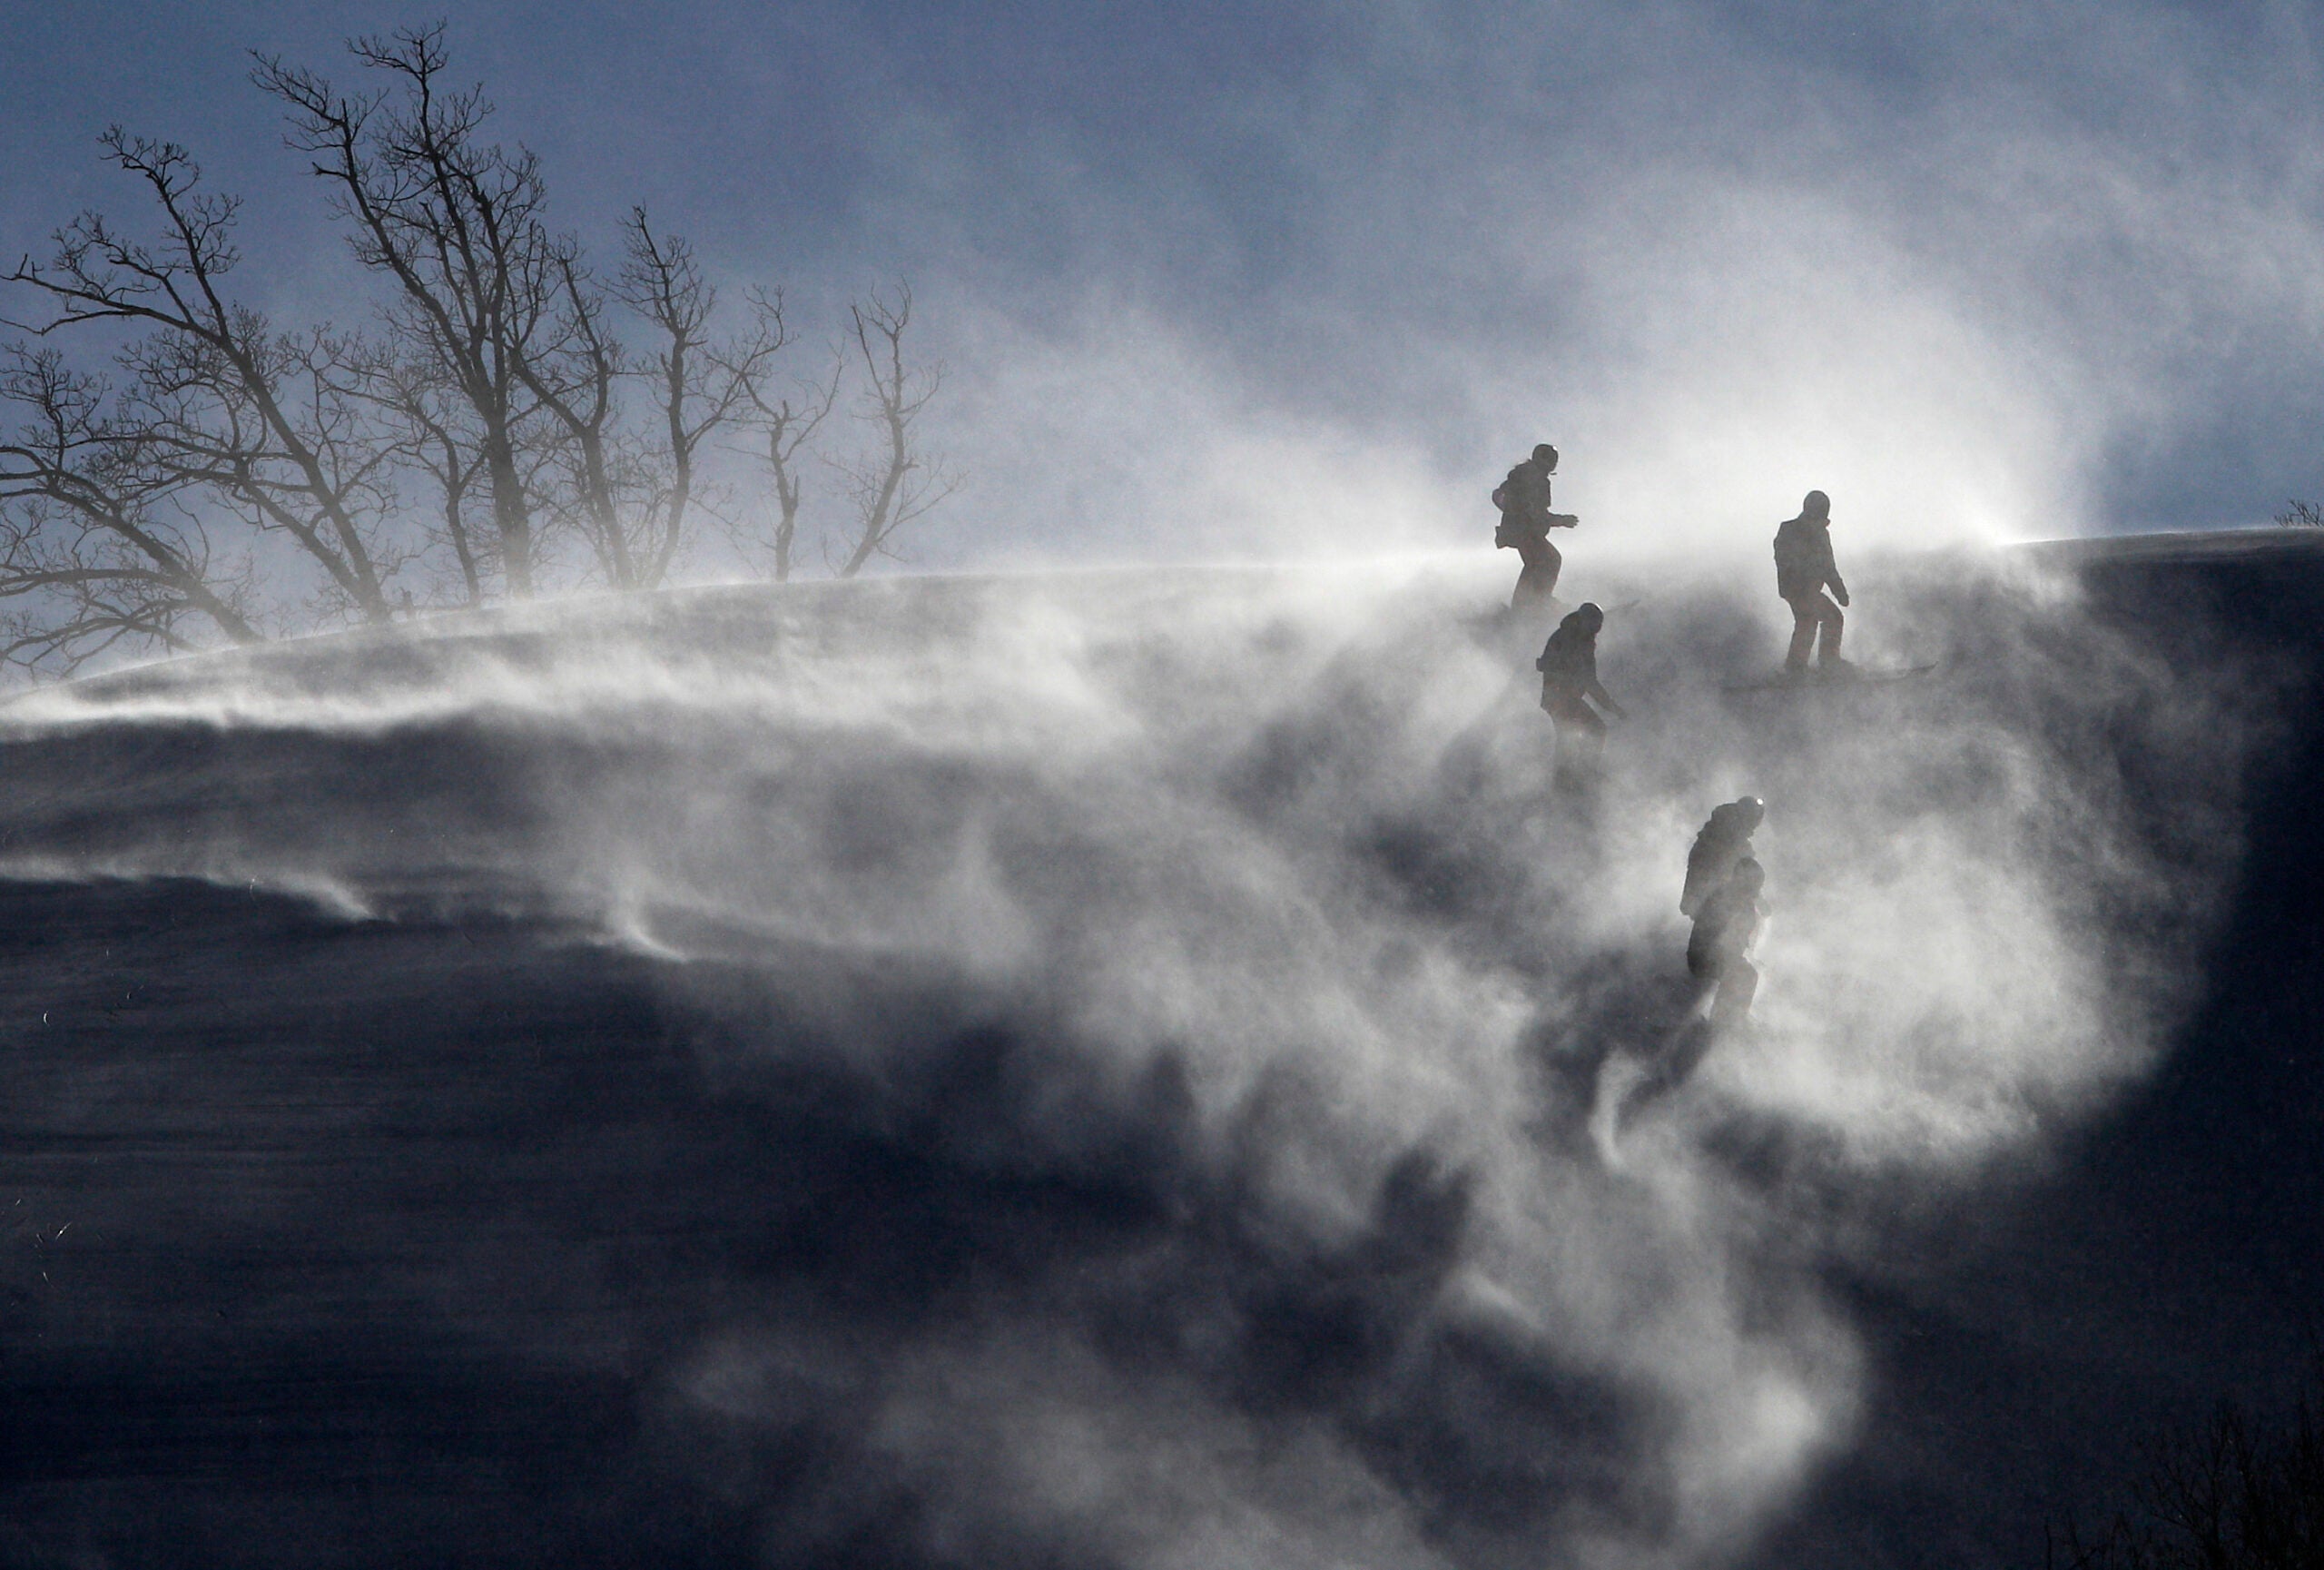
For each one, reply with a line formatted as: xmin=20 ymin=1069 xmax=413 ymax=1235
xmin=0 ymin=542 xmax=2317 ymax=1569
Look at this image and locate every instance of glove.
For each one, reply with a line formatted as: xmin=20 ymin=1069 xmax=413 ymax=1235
xmin=1834 ymin=586 xmax=1850 ymax=607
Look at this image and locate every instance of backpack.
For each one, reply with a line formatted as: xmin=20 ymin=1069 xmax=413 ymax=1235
xmin=1493 ymin=465 xmax=1541 ymax=547
xmin=1492 ymin=462 xmax=1534 ymax=515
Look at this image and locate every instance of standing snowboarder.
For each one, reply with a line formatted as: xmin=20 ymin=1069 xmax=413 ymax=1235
xmin=1773 ymin=489 xmax=1853 ymax=676
xmin=1680 ymin=796 xmax=1765 ymax=918
xmin=1537 ymin=601 xmax=1626 ymax=780
xmin=1495 ymin=443 xmax=1579 ymax=618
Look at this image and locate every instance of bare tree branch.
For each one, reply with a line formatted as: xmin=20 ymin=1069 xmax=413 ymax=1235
xmin=0 ymin=345 xmax=262 ymax=676
xmin=616 ymin=209 xmax=778 ymax=588
xmin=727 ymin=285 xmax=835 ymax=584
xmin=5 ymin=130 xmax=399 ymax=623
xmin=254 ymin=24 xmax=561 ymax=598
xmin=0 ymin=21 xmax=882 ymax=680
xmin=828 ymin=283 xmax=960 ymax=578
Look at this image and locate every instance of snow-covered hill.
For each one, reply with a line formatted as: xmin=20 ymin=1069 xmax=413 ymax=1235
xmin=1 ymin=540 xmax=2317 ymax=1569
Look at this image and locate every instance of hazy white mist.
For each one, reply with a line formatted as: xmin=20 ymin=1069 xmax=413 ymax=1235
xmin=0 ymin=1 xmax=2307 ymax=1559
xmin=0 ymin=548 xmax=2260 ymax=1565
xmin=835 ymin=0 xmax=2324 ymax=570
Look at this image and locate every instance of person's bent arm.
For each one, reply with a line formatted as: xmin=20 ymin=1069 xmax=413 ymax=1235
xmin=1589 ymin=679 xmax=1627 ymax=720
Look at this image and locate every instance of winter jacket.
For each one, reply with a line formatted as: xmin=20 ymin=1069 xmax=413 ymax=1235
xmin=1681 ymin=807 xmax=1754 ymax=917
xmin=1535 ymin=623 xmax=1598 ymax=696
xmin=1773 ymin=515 xmax=1841 ymax=602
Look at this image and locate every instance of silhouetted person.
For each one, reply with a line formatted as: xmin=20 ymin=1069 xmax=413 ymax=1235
xmin=1538 ymin=602 xmax=1626 ymax=777
xmin=1687 ymin=856 xmax=1763 ymax=1027
xmin=1773 ymin=489 xmax=1851 ymax=675
xmin=1495 ymin=443 xmax=1579 ymax=617
xmin=1680 ymin=796 xmax=1764 ymax=918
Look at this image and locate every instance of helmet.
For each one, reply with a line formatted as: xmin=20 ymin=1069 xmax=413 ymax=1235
xmin=1802 ymin=489 xmax=1830 ymax=518
xmin=1736 ymin=795 xmax=1765 ymax=828
xmin=1576 ymin=601 xmax=1604 ymax=629
xmin=1532 ymin=443 xmax=1559 ymax=469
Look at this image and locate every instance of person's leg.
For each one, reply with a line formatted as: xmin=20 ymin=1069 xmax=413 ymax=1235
xmin=1712 ymin=957 xmax=1758 ymax=1027
xmin=1512 ymin=538 xmax=1562 ymax=612
xmin=1550 ymin=694 xmax=1604 ymax=781
xmin=1816 ymin=594 xmax=1846 ymax=665
xmin=1785 ymin=598 xmax=1817 ymax=670
xmin=1687 ymin=948 xmax=1722 ymax=1019
xmin=1553 ymin=696 xmax=1606 ymax=744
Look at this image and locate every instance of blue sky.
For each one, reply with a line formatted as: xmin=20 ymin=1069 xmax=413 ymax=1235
xmin=6 ymin=1 xmax=2324 ymax=568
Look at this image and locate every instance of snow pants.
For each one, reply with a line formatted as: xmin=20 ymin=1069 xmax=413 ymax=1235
xmin=1511 ymin=536 xmax=1562 ymax=615
xmin=1784 ymin=591 xmax=1844 ymax=669
xmin=1541 ymin=688 xmax=1603 ymax=740
xmin=1687 ymin=949 xmax=1758 ymax=1028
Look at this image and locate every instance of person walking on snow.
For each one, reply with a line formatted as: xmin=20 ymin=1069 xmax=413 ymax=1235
xmin=1537 ymin=602 xmax=1626 ymax=776
xmin=1773 ymin=489 xmax=1853 ymax=675
xmin=1495 ymin=443 xmax=1579 ymax=617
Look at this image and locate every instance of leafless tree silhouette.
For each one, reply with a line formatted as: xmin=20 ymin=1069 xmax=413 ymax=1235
xmin=4 ymin=132 xmax=403 ymax=627
xmin=347 ymin=337 xmax=493 ymax=608
xmin=254 ymin=25 xmax=568 ymax=599
xmin=605 ymin=209 xmax=785 ymax=589
xmin=0 ymin=347 xmax=261 ymax=676
xmin=732 ymin=286 xmax=838 ymax=583
xmin=828 ymin=284 xmax=960 ymax=578
xmin=0 ymin=23 xmax=939 ymax=677
xmin=2043 ymin=1359 xmax=2324 ymax=1569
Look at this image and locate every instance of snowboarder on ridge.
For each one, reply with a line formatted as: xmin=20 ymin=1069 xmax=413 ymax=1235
xmin=1495 ymin=443 xmax=1579 ymax=618
xmin=1537 ymin=602 xmax=1626 ymax=777
xmin=1681 ymin=796 xmax=1765 ymax=918
xmin=1773 ymin=489 xmax=1853 ymax=676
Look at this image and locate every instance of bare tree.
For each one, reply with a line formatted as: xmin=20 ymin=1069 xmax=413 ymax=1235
xmin=2042 ymin=1358 xmax=2324 ymax=1568
xmin=514 ymin=250 xmax=636 ymax=587
xmin=4 ymin=131 xmax=401 ymax=623
xmin=611 ymin=210 xmax=783 ymax=588
xmin=255 ymin=25 xmax=566 ymax=599
xmin=828 ymin=283 xmax=960 ymax=578
xmin=0 ymin=23 xmax=933 ymax=681
xmin=732 ymin=285 xmax=837 ymax=583
xmin=0 ymin=346 xmax=261 ymax=676
xmin=518 ymin=211 xmax=781 ymax=592
xmin=353 ymin=340 xmax=492 ymax=607
xmin=260 ymin=33 xmax=783 ymax=598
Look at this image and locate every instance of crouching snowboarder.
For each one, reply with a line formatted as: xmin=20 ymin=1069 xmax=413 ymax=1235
xmin=1538 ymin=602 xmax=1626 ymax=783
xmin=1495 ymin=443 xmax=1579 ymax=621
xmin=1774 ymin=489 xmax=1853 ymax=676
xmin=1687 ymin=856 xmax=1764 ymax=1028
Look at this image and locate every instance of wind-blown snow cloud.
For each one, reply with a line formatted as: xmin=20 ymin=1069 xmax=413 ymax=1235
xmin=0 ymin=4 xmax=2305 ymax=1558
xmin=0 ymin=548 xmax=2265 ymax=1565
